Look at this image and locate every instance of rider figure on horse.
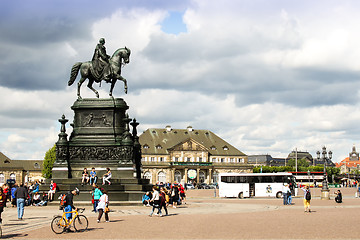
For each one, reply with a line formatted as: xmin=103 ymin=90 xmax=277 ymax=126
xmin=92 ymin=38 xmax=111 ymax=83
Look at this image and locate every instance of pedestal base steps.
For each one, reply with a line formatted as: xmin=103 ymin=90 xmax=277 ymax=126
xmin=40 ymin=177 xmax=152 ymax=203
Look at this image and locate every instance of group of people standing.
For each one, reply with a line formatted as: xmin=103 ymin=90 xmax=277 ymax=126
xmin=283 ymin=183 xmax=344 ymax=213
xmin=144 ymin=183 xmax=186 ymax=217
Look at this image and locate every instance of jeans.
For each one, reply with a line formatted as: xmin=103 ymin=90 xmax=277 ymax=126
xmin=17 ymin=198 xmax=25 ymax=219
xmin=90 ymin=176 xmax=98 ymax=185
xmin=287 ymin=195 xmax=292 ymax=205
xmin=94 ymin=200 xmax=99 ymax=212
xmin=282 ymin=193 xmax=287 ymax=205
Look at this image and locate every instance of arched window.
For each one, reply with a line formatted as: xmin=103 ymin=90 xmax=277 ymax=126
xmin=174 ymin=171 xmax=182 ymax=183
xmin=10 ymin=173 xmax=16 ymax=180
xmin=157 ymin=171 xmax=166 ymax=184
xmin=143 ymin=171 xmax=152 ymax=183
xmin=0 ymin=174 xmax=4 ymax=185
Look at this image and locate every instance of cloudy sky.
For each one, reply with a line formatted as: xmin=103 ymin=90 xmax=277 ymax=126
xmin=1 ymin=0 xmax=360 ymax=163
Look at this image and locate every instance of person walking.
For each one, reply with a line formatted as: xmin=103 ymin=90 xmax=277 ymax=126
xmin=14 ymin=183 xmax=27 ymax=220
xmin=11 ymin=183 xmax=17 ymax=207
xmin=158 ymin=187 xmax=168 ymax=216
xmin=0 ymin=188 xmax=6 ymax=224
xmin=149 ymin=186 xmax=161 ymax=217
xmin=91 ymin=185 xmax=103 ymax=213
xmin=301 ymin=185 xmax=311 ymax=213
xmin=97 ymin=189 xmax=109 ymax=223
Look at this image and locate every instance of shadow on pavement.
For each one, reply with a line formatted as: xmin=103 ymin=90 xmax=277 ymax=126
xmin=4 ymin=223 xmax=28 ymax=226
xmin=25 ymin=216 xmax=48 ymax=220
xmin=2 ymin=233 xmax=27 ymax=239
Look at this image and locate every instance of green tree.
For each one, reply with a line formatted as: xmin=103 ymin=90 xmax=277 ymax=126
xmin=287 ymin=158 xmax=310 ymax=168
xmin=42 ymin=145 xmax=56 ymax=179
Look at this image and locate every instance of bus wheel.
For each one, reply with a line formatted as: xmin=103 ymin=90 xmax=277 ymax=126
xmin=238 ymin=192 xmax=244 ymax=199
xmin=276 ymin=192 xmax=282 ymax=198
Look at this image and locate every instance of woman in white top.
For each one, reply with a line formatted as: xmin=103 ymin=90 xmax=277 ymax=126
xmin=102 ymin=168 xmax=112 ymax=185
xmin=97 ymin=189 xmax=109 ymax=222
xmin=149 ymin=186 xmax=162 ymax=217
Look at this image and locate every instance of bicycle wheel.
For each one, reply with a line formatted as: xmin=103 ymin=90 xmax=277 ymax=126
xmin=51 ymin=216 xmax=65 ymax=234
xmin=73 ymin=215 xmax=88 ymax=232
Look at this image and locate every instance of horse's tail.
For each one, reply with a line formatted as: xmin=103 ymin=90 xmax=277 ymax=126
xmin=68 ymin=62 xmax=82 ymax=86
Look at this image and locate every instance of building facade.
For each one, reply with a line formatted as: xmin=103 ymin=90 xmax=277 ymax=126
xmin=336 ymin=145 xmax=360 ymax=174
xmin=0 ymin=152 xmax=44 ymax=185
xmin=139 ymin=126 xmax=252 ymax=185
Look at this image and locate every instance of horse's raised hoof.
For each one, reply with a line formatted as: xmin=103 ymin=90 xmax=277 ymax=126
xmin=77 ymin=96 xmax=82 ymax=100
xmin=96 ymin=93 xmax=99 ymax=98
xmin=124 ymin=88 xmax=128 ymax=94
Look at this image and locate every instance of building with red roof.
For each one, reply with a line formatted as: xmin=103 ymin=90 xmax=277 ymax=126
xmin=336 ymin=145 xmax=360 ymax=173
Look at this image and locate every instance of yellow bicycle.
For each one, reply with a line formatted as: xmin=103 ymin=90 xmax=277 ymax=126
xmin=51 ymin=208 xmax=88 ymax=234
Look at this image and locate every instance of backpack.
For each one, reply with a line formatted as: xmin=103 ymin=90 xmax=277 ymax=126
xmin=59 ymin=194 xmax=67 ymax=210
xmin=305 ymin=190 xmax=311 ymax=200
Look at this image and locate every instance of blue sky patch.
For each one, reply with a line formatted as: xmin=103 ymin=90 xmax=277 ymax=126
xmin=161 ymin=11 xmax=187 ymax=34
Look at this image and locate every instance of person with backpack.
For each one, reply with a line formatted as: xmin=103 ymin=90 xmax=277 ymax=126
xmin=301 ymin=185 xmax=311 ymax=213
xmin=63 ymin=188 xmax=80 ymax=228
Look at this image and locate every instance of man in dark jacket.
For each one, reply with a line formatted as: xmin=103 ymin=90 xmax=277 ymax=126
xmin=14 ymin=183 xmax=27 ymax=220
xmin=64 ymin=188 xmax=79 ymax=220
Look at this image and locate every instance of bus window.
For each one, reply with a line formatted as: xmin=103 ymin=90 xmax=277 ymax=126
xmin=274 ymin=176 xmax=283 ymax=183
xmin=262 ymin=176 xmax=273 ymax=183
xmin=248 ymin=176 xmax=259 ymax=183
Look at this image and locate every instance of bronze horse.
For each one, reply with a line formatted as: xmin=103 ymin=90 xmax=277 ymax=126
xmin=68 ymin=47 xmax=131 ymax=98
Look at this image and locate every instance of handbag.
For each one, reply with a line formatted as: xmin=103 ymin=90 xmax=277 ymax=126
xmin=105 ymin=206 xmax=110 ymax=213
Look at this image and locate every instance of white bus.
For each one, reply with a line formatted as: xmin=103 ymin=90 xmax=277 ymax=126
xmin=219 ymin=172 xmax=297 ymax=199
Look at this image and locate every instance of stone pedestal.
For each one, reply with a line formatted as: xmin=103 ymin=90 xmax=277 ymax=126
xmin=51 ymin=98 xmax=150 ymax=202
xmin=321 ymin=189 xmax=330 ymax=200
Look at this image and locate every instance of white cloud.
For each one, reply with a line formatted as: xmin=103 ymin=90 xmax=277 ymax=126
xmin=2 ymin=0 xmax=360 ymax=164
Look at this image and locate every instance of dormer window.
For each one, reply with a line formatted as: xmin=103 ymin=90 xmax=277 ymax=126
xmin=210 ymin=146 xmax=216 ymax=150
xmin=156 ymin=145 xmax=162 ymax=149
xmin=34 ymin=162 xmax=40 ymax=169
xmin=4 ymin=159 xmax=10 ymax=164
xmin=143 ymin=144 xmax=150 ymax=149
xmin=223 ymin=146 xmax=229 ymax=151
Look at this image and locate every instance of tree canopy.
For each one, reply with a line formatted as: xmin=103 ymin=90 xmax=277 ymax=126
xmin=42 ymin=145 xmax=56 ymax=179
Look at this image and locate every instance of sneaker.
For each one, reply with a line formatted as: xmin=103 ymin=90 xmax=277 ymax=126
xmin=149 ymin=214 xmax=152 ymax=217
xmin=159 ymin=214 xmax=163 ymax=217
xmin=97 ymin=220 xmax=100 ymax=223
xmin=65 ymin=228 xmax=74 ymax=232
xmin=154 ymin=213 xmax=158 ymax=216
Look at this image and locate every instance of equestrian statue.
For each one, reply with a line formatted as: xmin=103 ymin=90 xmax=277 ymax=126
xmin=68 ymin=38 xmax=131 ymax=98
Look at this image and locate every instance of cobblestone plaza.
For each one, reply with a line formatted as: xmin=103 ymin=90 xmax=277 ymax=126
xmin=1 ymin=188 xmax=359 ymax=239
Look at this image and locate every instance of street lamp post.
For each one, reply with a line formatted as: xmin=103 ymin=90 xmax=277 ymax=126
xmin=317 ymin=146 xmax=332 ymax=200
